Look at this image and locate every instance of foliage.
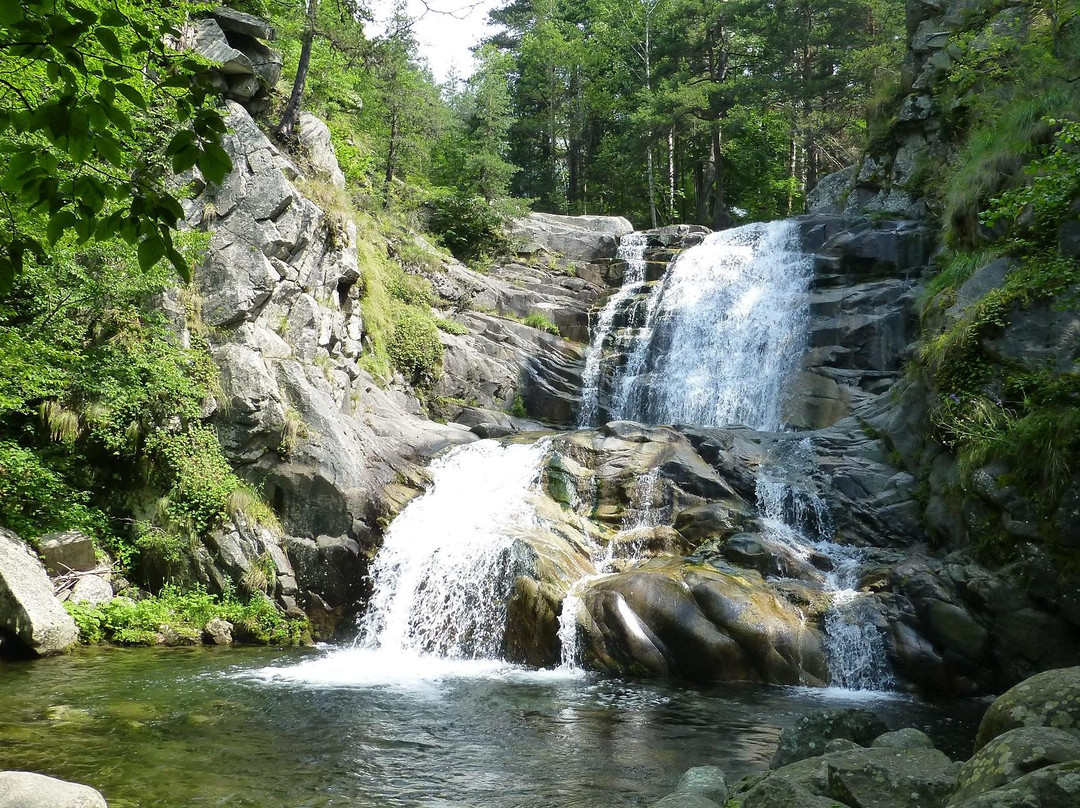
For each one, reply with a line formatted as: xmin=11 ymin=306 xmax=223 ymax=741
xmin=0 ymin=0 xmax=233 ymax=289
xmin=386 ymin=306 xmax=443 ymax=386
xmin=523 ymin=313 xmax=560 ymax=334
xmin=64 ymin=584 xmax=310 ymax=646
xmin=424 ymin=188 xmax=518 ymax=264
xmin=435 ymin=318 xmax=469 ymax=336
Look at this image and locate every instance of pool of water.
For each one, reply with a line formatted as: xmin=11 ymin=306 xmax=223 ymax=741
xmin=0 ymin=646 xmax=986 ymax=807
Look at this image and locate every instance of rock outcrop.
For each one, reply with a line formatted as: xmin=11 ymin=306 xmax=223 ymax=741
xmin=0 ymin=528 xmax=78 ymax=656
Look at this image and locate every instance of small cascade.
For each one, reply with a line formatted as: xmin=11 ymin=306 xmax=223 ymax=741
xmin=578 ymin=232 xmax=650 ymax=427
xmin=358 ymin=440 xmax=550 ymax=660
xmin=755 ymin=459 xmax=895 ymax=691
xmin=557 ymin=468 xmax=668 ymax=669
xmin=611 ymin=220 xmax=812 ymax=430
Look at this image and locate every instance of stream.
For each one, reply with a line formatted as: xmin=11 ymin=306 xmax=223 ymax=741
xmin=0 ymin=647 xmax=984 ymax=807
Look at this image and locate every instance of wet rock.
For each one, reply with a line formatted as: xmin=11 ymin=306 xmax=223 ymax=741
xmin=950 ymin=726 xmax=1080 ymax=804
xmin=676 ymin=765 xmax=729 ymax=804
xmin=0 ymin=771 xmax=107 ymax=808
xmin=770 ymin=708 xmax=888 ymax=767
xmin=872 ymin=728 xmax=936 ymax=750
xmin=975 ymin=666 xmax=1080 ymax=751
xmin=823 ymin=746 xmax=957 ymax=808
xmin=949 ymin=761 xmax=1080 ymax=807
xmin=38 ymin=530 xmax=97 ymax=574
xmin=203 ymin=617 xmax=234 ymax=645
xmin=0 ymin=529 xmax=78 ymax=656
xmin=673 ymin=502 xmax=752 ymax=546
xmin=577 ymin=562 xmax=826 ymax=685
xmin=737 ymin=774 xmax=840 ymax=808
xmin=651 ymin=794 xmax=719 ymax=808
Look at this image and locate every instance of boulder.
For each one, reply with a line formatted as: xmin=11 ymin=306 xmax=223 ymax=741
xmin=872 ymin=728 xmax=936 ymax=750
xmin=38 ymin=530 xmax=97 ymax=574
xmin=676 ymin=765 xmax=728 ymax=804
xmin=0 ymin=771 xmax=107 ymax=808
xmin=69 ymin=575 xmax=114 ymax=607
xmin=297 ymin=112 xmax=346 ymax=189
xmin=770 ymin=708 xmax=888 ymax=768
xmin=577 ymin=563 xmax=827 ymax=685
xmin=0 ymin=529 xmax=78 ymax=655
xmin=975 ymin=666 xmax=1080 ymax=751
xmin=950 ymin=726 xmax=1080 ymax=804
xmin=509 ymin=213 xmax=633 ymax=262
xmin=203 ymin=617 xmax=233 ymax=645
xmin=651 ymin=795 xmax=719 ymax=808
xmin=949 ymin=761 xmax=1080 ymax=807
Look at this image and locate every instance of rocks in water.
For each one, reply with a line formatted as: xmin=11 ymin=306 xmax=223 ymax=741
xmin=770 ymin=708 xmax=888 ymax=768
xmin=676 ymin=765 xmax=729 ymax=805
xmin=38 ymin=530 xmax=97 ymax=574
xmin=0 ymin=529 xmax=78 ymax=656
xmin=0 ymin=771 xmax=107 ymax=808
xmin=576 ymin=562 xmax=827 ymax=685
xmin=740 ymin=745 xmax=959 ymax=808
xmin=872 ymin=728 xmax=936 ymax=750
xmin=949 ymin=727 xmax=1080 ymax=804
xmin=948 ymin=761 xmax=1080 ymax=808
xmin=974 ymin=666 xmax=1080 ymax=751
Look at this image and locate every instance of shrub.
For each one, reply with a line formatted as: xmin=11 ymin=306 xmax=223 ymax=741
xmin=523 ymin=313 xmax=560 ymax=335
xmin=386 ymin=306 xmax=443 ymax=385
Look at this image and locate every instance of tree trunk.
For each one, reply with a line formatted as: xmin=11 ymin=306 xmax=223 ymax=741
xmin=646 ymin=143 xmax=658 ymax=228
xmin=276 ymin=0 xmax=319 ymax=141
xmin=668 ymin=127 xmax=676 ymax=221
xmin=384 ymin=109 xmax=399 ymax=198
xmin=709 ymin=125 xmax=732 ymax=230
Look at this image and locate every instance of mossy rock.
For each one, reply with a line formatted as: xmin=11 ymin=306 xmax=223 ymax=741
xmin=950 ymin=726 xmax=1080 ymax=804
xmin=975 ymin=666 xmax=1080 ymax=751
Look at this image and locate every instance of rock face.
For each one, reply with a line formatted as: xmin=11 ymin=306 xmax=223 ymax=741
xmin=0 ymin=529 xmax=78 ymax=656
xmin=0 ymin=771 xmax=107 ymax=808
xmin=180 ymin=10 xmax=281 ymax=112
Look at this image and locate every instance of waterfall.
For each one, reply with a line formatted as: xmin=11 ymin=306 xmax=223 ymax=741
xmin=358 ymin=440 xmax=549 ymax=660
xmin=755 ymin=458 xmax=894 ymax=692
xmin=557 ymin=468 xmax=668 ymax=669
xmin=578 ymin=232 xmax=650 ymax=427
xmin=611 ymin=220 xmax=812 ymax=430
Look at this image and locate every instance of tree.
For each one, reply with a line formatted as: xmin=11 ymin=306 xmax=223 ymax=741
xmin=0 ymin=0 xmax=233 ymax=290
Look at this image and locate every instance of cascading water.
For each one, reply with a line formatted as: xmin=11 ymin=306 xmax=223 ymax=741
xmin=557 ymin=468 xmax=669 ymax=669
xmin=358 ymin=439 xmax=550 ymax=660
xmin=578 ymin=232 xmax=650 ymax=427
xmin=609 ymin=220 xmax=812 ymax=430
xmin=755 ymin=454 xmax=895 ymax=691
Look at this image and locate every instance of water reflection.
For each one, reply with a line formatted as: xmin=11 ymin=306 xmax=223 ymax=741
xmin=0 ymin=647 xmax=985 ymax=808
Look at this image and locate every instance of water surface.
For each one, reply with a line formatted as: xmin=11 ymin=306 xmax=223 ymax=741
xmin=0 ymin=646 xmax=985 ymax=807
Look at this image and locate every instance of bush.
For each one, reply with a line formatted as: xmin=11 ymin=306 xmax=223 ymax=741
xmin=424 ymin=188 xmax=516 ymax=264
xmin=523 ymin=313 xmax=560 ymax=335
xmin=64 ymin=584 xmax=310 ymax=646
xmin=386 ymin=306 xmax=443 ymax=385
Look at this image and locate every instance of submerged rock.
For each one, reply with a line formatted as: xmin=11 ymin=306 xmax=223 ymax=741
xmin=0 ymin=771 xmax=107 ymax=808
xmin=770 ymin=708 xmax=888 ymax=768
xmin=0 ymin=529 xmax=78 ymax=656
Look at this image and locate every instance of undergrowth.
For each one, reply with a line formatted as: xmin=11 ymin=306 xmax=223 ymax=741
xmin=64 ymin=585 xmax=310 ymax=646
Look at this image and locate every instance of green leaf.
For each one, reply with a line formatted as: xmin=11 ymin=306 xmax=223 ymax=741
xmin=0 ymin=3 xmax=24 ymax=25
xmin=166 ymin=246 xmax=190 ymax=282
xmin=94 ymin=27 xmax=122 ymax=59
xmin=196 ymin=143 xmax=233 ymax=185
xmin=115 ymin=84 xmax=147 ymax=109
xmin=47 ymin=211 xmax=76 ymax=244
xmin=171 ymin=146 xmax=199 ymax=175
xmin=138 ymin=236 xmax=166 ymax=271
xmin=100 ymin=8 xmax=126 ymax=27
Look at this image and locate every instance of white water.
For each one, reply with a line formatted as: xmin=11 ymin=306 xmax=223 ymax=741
xmin=578 ymin=232 xmax=651 ymax=427
xmin=357 ymin=440 xmax=550 ymax=661
xmin=612 ymin=221 xmax=812 ymax=430
xmin=755 ymin=460 xmax=895 ymax=692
